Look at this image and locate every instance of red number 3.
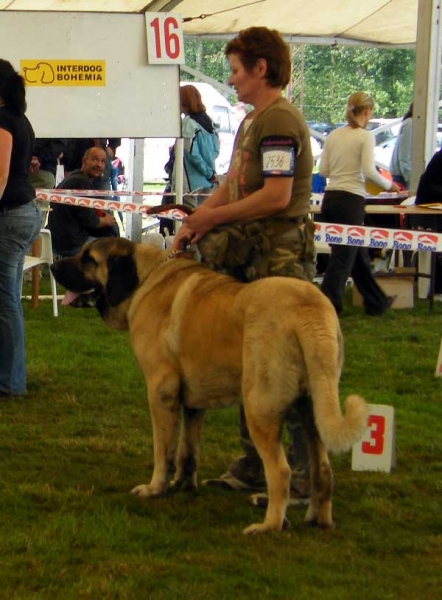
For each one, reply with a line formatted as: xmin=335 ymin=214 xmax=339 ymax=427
xmin=362 ymin=415 xmax=385 ymax=455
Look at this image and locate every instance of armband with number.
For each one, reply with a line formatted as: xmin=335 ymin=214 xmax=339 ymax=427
xmin=260 ymin=136 xmax=297 ymax=177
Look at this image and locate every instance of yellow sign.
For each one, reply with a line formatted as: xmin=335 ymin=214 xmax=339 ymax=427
xmin=20 ymin=60 xmax=106 ymax=87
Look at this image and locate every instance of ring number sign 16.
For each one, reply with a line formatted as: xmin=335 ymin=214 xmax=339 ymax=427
xmin=146 ymin=13 xmax=184 ymax=64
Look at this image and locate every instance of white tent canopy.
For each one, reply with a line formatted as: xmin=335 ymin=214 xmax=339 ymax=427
xmin=0 ymin=0 xmax=418 ymax=47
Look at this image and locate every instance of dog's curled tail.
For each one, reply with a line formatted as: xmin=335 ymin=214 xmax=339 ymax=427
xmin=315 ymin=393 xmax=369 ymax=454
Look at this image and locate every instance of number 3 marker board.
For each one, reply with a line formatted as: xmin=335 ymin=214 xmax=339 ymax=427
xmin=146 ymin=13 xmax=185 ymax=64
xmin=352 ymin=404 xmax=396 ymax=473
xmin=435 ymin=338 xmax=442 ymax=377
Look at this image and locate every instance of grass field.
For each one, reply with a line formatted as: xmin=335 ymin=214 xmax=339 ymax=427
xmin=1 ymin=281 xmax=441 ymax=599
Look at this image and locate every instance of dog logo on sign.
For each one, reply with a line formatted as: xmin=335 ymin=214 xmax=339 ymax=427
xmin=23 ymin=62 xmax=55 ymax=84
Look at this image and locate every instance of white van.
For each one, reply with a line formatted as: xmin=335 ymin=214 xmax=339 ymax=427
xmin=181 ymin=81 xmax=240 ymax=174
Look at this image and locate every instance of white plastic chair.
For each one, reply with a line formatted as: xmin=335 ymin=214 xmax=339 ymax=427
xmin=22 ymin=228 xmax=58 ymax=317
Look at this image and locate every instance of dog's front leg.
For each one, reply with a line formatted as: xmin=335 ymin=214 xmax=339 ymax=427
xmin=170 ymin=407 xmax=206 ymax=492
xmin=131 ymin=373 xmax=181 ymax=498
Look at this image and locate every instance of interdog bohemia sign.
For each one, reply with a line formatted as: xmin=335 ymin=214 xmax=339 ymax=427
xmin=20 ymin=60 xmax=105 ymax=87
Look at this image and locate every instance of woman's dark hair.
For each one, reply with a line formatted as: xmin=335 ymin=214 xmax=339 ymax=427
xmin=403 ymin=102 xmax=413 ymax=120
xmin=225 ymin=27 xmax=291 ymax=89
xmin=0 ymin=59 xmax=27 ymax=115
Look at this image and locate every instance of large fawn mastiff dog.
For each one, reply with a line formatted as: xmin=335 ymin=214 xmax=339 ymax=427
xmin=51 ymin=237 xmax=368 ymax=535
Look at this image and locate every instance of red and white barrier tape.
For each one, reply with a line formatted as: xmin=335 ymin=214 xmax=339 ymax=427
xmin=37 ymin=188 xmax=205 ymax=198
xmin=36 ymin=190 xmax=189 ymax=221
xmin=36 ymin=191 xmax=442 ymax=252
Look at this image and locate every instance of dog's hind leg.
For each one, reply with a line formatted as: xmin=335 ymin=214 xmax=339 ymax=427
xmin=297 ymin=395 xmax=334 ymax=528
xmin=170 ymin=407 xmax=206 ymax=492
xmin=242 ymin=402 xmax=291 ymax=535
xmin=131 ymin=369 xmax=181 ymax=498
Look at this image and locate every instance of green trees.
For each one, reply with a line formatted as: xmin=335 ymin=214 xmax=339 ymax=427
xmin=183 ymin=38 xmax=415 ymax=123
xmin=297 ymin=45 xmax=415 ymax=122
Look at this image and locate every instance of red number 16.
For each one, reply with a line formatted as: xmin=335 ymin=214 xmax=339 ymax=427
xmin=362 ymin=415 xmax=385 ymax=455
xmin=150 ymin=16 xmax=181 ymax=60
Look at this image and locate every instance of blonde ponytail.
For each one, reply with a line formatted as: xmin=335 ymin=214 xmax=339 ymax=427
xmin=346 ymin=92 xmax=374 ymax=128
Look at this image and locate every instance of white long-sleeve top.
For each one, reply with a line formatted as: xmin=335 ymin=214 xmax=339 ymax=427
xmin=319 ymin=125 xmax=392 ymax=197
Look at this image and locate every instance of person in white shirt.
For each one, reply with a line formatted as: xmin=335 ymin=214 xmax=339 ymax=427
xmin=319 ymin=91 xmax=400 ymax=315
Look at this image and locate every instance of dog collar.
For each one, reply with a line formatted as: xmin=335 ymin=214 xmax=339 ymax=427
xmin=165 ymin=246 xmax=192 ymax=261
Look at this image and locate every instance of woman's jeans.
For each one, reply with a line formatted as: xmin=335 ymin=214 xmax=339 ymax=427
xmin=0 ymin=200 xmax=42 ymax=395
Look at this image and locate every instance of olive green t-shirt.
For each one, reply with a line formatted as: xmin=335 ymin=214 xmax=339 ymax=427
xmin=226 ymin=96 xmax=313 ymax=219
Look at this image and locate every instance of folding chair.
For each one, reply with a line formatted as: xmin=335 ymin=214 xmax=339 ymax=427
xmin=22 ymin=228 xmax=58 ymax=317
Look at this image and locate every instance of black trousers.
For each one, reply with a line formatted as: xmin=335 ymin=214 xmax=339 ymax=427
xmin=320 ymin=190 xmax=389 ymax=314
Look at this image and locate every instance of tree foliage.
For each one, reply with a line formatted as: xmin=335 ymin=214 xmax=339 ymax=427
xmin=184 ymin=38 xmax=415 ymax=124
xmin=295 ymin=45 xmax=415 ymax=122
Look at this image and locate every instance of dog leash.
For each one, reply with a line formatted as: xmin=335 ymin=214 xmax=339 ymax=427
xmin=164 ymin=245 xmax=194 ymax=261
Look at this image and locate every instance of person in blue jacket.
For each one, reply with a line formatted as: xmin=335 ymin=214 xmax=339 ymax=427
xmin=160 ymin=84 xmax=220 ymax=235
xmin=173 ymin=84 xmax=220 ymax=206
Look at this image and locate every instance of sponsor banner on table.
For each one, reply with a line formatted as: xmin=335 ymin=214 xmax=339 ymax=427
xmin=314 ymin=222 xmax=442 ymax=252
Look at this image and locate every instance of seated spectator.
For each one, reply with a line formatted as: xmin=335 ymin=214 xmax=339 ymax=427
xmin=63 ymin=138 xmax=112 ymax=189
xmin=47 ymin=146 xmax=118 ymax=258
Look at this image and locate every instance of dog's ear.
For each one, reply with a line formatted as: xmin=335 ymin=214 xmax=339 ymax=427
xmin=105 ymin=253 xmax=138 ymax=306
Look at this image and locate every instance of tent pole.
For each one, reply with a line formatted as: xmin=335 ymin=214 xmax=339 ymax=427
xmin=411 ymin=0 xmax=442 ymax=191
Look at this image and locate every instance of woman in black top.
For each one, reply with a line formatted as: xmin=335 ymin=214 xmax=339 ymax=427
xmin=0 ymin=59 xmax=41 ymax=397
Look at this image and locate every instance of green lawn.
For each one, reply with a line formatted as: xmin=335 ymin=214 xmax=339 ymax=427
xmin=1 ymin=285 xmax=441 ymax=599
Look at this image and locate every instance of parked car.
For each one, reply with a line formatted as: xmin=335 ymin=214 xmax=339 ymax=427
xmin=374 ymin=129 xmax=442 ymax=171
xmin=367 ymin=119 xmax=396 ymax=145
xmin=374 ymin=136 xmax=398 ymax=171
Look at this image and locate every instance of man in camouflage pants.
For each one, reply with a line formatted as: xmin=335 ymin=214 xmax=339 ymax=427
xmin=173 ymin=26 xmax=316 ymax=507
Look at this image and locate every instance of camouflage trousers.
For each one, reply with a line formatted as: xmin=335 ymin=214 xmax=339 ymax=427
xmin=225 ymin=217 xmax=316 ymax=490
xmin=238 ymin=216 xmax=316 ymax=282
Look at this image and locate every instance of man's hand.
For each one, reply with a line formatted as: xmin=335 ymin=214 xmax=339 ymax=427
xmin=182 ymin=205 xmax=218 ymax=243
xmin=100 ymin=212 xmax=116 ymax=228
xmin=173 ymin=222 xmax=196 ymax=250
xmin=389 ymin=182 xmax=402 ymax=193
xmin=29 ymin=157 xmax=40 ymax=175
xmin=173 ymin=205 xmax=218 ymax=249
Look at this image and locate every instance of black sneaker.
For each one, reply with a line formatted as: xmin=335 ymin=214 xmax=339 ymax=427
xmin=365 ymin=295 xmax=396 ymax=316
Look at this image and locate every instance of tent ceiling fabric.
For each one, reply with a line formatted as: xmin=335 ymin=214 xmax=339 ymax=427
xmin=0 ymin=0 xmax=418 ymax=47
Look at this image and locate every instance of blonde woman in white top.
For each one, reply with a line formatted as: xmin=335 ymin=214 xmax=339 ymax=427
xmin=319 ymin=92 xmax=400 ymax=315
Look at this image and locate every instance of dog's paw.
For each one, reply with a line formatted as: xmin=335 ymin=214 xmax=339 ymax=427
xmin=169 ymin=477 xmax=198 ymax=493
xmin=130 ymin=483 xmax=166 ymax=498
xmin=242 ymin=521 xmax=284 ymax=535
xmin=304 ymin=517 xmax=336 ymax=530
